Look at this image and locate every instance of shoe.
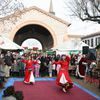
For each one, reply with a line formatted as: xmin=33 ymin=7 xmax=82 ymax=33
xmin=30 ymin=82 xmax=33 ymax=85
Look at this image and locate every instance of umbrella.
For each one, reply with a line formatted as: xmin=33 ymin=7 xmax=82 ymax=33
xmin=0 ymin=35 xmax=23 ymax=50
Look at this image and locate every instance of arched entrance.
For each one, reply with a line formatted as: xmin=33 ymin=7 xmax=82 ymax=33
xmin=22 ymin=38 xmax=42 ymax=50
xmin=13 ymin=24 xmax=54 ymax=50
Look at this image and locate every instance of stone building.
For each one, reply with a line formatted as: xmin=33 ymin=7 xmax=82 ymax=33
xmin=81 ymin=31 xmax=100 ymax=48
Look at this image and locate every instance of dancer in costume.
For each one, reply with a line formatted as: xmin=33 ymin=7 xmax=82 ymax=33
xmin=22 ymin=56 xmax=38 ymax=85
xmin=53 ymin=55 xmax=73 ymax=93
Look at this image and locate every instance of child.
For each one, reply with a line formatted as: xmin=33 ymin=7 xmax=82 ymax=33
xmin=34 ymin=59 xmax=41 ymax=77
xmin=48 ymin=61 xmax=52 ymax=77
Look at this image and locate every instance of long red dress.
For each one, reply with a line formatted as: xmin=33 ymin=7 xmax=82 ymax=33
xmin=77 ymin=57 xmax=87 ymax=78
xmin=22 ymin=60 xmax=37 ymax=84
xmin=55 ymin=56 xmax=73 ymax=89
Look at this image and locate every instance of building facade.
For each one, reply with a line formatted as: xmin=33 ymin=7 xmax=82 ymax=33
xmin=0 ymin=0 xmax=81 ymax=50
xmin=81 ymin=32 xmax=100 ymax=48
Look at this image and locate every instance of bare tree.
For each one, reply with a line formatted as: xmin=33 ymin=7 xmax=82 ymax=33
xmin=0 ymin=0 xmax=24 ymax=17
xmin=65 ymin=0 xmax=100 ymax=23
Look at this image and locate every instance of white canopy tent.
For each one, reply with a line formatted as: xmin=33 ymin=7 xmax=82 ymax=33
xmin=0 ymin=35 xmax=23 ymax=50
xmin=75 ymin=41 xmax=93 ymax=50
xmin=53 ymin=40 xmax=93 ymax=51
xmin=52 ymin=40 xmax=93 ymax=55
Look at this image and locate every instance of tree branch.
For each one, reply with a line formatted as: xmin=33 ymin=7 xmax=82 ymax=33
xmin=65 ymin=0 xmax=100 ymax=24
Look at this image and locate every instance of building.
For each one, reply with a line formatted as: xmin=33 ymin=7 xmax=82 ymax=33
xmin=0 ymin=0 xmax=81 ymax=50
xmin=81 ymin=31 xmax=100 ymax=48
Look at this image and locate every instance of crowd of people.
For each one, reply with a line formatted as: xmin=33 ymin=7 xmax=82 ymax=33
xmin=0 ymin=51 xmax=67 ymax=79
xmin=0 ymin=50 xmax=98 ymax=95
xmin=0 ymin=51 xmax=62 ymax=87
xmin=70 ymin=53 xmax=97 ymax=79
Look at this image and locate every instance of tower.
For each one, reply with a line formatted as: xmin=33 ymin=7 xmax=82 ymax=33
xmin=49 ymin=0 xmax=55 ymax=15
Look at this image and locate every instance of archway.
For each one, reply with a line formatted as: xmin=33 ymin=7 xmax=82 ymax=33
xmin=22 ymin=38 xmax=42 ymax=50
xmin=13 ymin=24 xmax=54 ymax=50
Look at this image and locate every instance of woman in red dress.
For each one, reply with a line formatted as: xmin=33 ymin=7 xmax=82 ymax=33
xmin=54 ymin=55 xmax=73 ymax=93
xmin=22 ymin=56 xmax=38 ymax=85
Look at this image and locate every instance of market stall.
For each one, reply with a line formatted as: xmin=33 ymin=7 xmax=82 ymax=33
xmin=0 ymin=35 xmax=23 ymax=50
xmin=52 ymin=40 xmax=92 ymax=55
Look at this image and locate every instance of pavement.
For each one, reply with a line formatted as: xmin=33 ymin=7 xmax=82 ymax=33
xmin=71 ymin=76 xmax=100 ymax=97
xmin=0 ymin=77 xmax=100 ymax=100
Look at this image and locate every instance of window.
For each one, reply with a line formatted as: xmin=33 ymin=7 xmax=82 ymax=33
xmin=95 ymin=37 xmax=98 ymax=46
xmin=98 ymin=37 xmax=100 ymax=45
xmin=85 ymin=40 xmax=87 ymax=44
xmin=91 ymin=38 xmax=93 ymax=47
xmin=87 ymin=40 xmax=90 ymax=46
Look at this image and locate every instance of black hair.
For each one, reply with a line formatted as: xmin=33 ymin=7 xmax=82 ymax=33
xmin=3 ymin=86 xmax=15 ymax=97
xmin=14 ymin=91 xmax=24 ymax=100
xmin=61 ymin=54 xmax=66 ymax=61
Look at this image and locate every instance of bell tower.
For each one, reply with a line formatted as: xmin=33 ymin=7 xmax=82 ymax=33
xmin=49 ymin=0 xmax=55 ymax=15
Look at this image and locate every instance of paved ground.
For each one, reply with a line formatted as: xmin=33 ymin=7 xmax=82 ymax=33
xmin=0 ymin=76 xmax=100 ymax=99
xmin=71 ymin=76 xmax=100 ymax=96
xmin=14 ymin=81 xmax=97 ymax=100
